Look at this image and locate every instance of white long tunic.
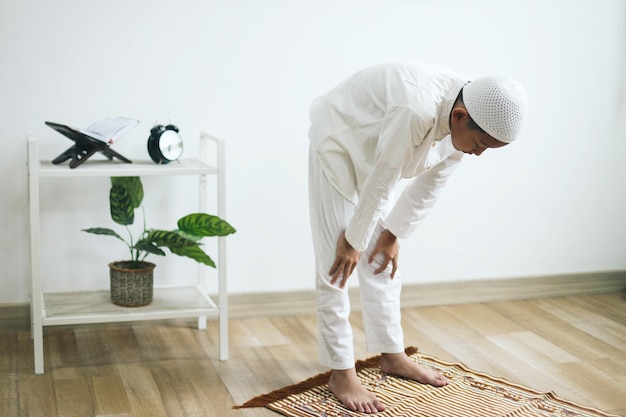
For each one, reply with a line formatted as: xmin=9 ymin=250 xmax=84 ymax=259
xmin=308 ymin=63 xmax=469 ymax=251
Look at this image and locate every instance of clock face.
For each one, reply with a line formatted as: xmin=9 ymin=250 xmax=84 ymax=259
xmin=159 ymin=130 xmax=183 ymax=161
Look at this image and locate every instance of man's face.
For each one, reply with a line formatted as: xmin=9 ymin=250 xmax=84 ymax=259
xmin=451 ymin=127 xmax=507 ymax=155
xmin=450 ymin=110 xmax=508 ymax=155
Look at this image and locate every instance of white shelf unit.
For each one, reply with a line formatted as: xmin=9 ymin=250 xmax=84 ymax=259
xmin=26 ymin=133 xmax=229 ymax=374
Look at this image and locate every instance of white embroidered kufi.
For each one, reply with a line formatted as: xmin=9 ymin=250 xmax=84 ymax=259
xmin=463 ymin=75 xmax=528 ymax=143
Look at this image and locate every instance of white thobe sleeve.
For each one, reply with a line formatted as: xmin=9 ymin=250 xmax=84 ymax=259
xmin=344 ymin=106 xmax=432 ymax=252
xmin=383 ymin=151 xmax=463 ymax=239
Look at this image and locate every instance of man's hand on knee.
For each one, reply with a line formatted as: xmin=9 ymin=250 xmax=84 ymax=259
xmin=329 ymin=231 xmax=361 ymax=288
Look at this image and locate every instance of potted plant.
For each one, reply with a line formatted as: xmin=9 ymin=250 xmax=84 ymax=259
xmin=82 ymin=176 xmax=236 ymax=307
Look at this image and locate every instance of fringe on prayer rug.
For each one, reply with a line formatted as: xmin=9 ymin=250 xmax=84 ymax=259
xmin=235 ymin=347 xmax=619 ymax=417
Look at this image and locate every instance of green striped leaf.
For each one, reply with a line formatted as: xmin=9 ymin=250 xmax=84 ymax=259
xmin=82 ymin=228 xmax=125 ymax=242
xmin=169 ymin=245 xmax=216 ymax=268
xmin=110 ymin=184 xmax=135 ymax=225
xmin=111 ymin=177 xmax=143 ymax=208
xmin=134 ymin=239 xmax=166 ymax=256
xmin=177 ymin=213 xmax=236 ymax=237
xmin=144 ymin=229 xmax=197 ymax=249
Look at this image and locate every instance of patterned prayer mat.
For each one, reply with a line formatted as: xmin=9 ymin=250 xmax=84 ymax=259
xmin=235 ymin=347 xmax=618 ymax=417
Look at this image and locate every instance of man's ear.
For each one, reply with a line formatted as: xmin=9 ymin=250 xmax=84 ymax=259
xmin=450 ymin=107 xmax=469 ymax=128
xmin=451 ymin=107 xmax=469 ymax=121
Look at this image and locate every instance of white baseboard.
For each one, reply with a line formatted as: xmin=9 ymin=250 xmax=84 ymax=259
xmin=2 ymin=271 xmax=624 ymax=327
xmin=228 ymin=270 xmax=626 ymax=318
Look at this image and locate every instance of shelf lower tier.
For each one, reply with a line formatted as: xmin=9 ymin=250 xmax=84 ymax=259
xmin=41 ymin=286 xmax=219 ymax=326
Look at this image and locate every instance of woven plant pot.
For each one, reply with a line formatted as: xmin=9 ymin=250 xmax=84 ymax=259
xmin=109 ymin=261 xmax=156 ymax=307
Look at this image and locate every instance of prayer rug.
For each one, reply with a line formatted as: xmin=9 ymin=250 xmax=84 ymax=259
xmin=235 ymin=347 xmax=618 ymax=417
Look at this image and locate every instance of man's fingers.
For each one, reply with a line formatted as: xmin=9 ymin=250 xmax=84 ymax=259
xmin=329 ymin=259 xmax=356 ymax=287
xmin=373 ymin=255 xmax=400 ymax=276
xmin=374 ymin=258 xmax=389 ymax=274
xmin=339 ymin=262 xmax=357 ymax=288
xmin=329 ymin=261 xmax=342 ymax=284
xmin=368 ymin=248 xmax=380 ymax=264
xmin=339 ymin=270 xmax=349 ymax=288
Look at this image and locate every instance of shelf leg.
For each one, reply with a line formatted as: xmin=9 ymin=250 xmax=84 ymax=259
xmin=200 ymin=133 xmax=229 ymax=361
xmin=217 ymin=136 xmax=229 ymax=361
xmin=219 ymin=302 xmax=228 ymax=361
xmin=28 ymin=136 xmax=45 ymax=374
xmin=197 ymin=316 xmax=207 ymax=330
xmin=33 ymin=325 xmax=44 ymax=374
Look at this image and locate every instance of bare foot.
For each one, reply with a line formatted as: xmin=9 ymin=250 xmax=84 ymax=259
xmin=328 ymin=368 xmax=386 ymax=414
xmin=381 ymin=352 xmax=448 ymax=386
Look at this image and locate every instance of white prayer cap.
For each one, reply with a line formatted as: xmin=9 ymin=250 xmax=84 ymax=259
xmin=463 ymin=75 xmax=528 ymax=143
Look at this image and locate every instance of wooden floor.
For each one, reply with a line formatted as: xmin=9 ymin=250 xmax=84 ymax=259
xmin=1 ymin=292 xmax=625 ymax=416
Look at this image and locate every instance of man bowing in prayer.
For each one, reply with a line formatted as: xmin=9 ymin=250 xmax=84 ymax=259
xmin=308 ymin=62 xmax=528 ymax=413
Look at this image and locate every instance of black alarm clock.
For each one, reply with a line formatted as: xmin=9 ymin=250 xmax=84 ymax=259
xmin=147 ymin=124 xmax=183 ymax=164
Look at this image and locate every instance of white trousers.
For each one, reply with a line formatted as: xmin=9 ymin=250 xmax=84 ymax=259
xmin=308 ymin=150 xmax=405 ymax=370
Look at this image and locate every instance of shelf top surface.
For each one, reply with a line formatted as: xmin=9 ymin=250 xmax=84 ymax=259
xmin=35 ymin=158 xmax=217 ymax=177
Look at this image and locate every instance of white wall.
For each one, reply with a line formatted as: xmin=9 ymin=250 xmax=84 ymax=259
xmin=1 ymin=0 xmax=624 ymax=303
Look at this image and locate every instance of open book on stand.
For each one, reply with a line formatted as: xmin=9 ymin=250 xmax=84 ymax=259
xmin=79 ymin=117 xmax=139 ymax=144
xmin=45 ymin=117 xmax=139 ymax=168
